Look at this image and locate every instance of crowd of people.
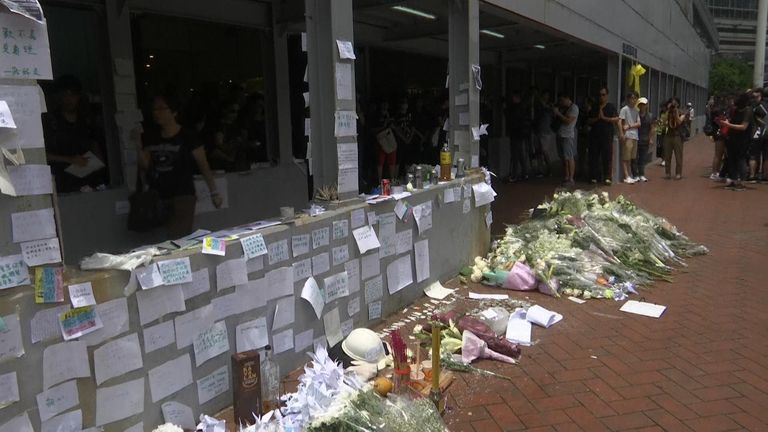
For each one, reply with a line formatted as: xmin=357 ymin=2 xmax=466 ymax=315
xmin=505 ymin=86 xmax=695 ymax=186
xmin=706 ymin=87 xmax=768 ymax=191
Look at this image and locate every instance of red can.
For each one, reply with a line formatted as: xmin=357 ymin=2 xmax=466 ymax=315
xmin=381 ymin=179 xmax=391 ymax=196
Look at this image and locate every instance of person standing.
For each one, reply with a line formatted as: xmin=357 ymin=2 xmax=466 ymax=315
xmin=507 ymin=91 xmax=530 ymax=182
xmin=719 ymin=92 xmax=753 ymax=190
xmin=619 ymin=91 xmax=641 ymax=183
xmin=588 ymin=87 xmax=620 ymax=185
xmin=662 ymin=98 xmax=689 ymax=180
xmin=136 ymin=93 xmax=222 ymax=238
xmin=632 ymin=97 xmax=655 ymax=181
xmin=553 ymin=92 xmax=579 ymax=186
xmin=747 ymin=88 xmax=767 ymax=182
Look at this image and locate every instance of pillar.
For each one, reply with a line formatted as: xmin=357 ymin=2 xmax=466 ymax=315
xmin=267 ymin=1 xmax=293 ymax=166
xmin=448 ymin=0 xmax=480 ymax=168
xmin=755 ymin=0 xmax=768 ymax=87
xmin=305 ymin=0 xmax=358 ymax=198
xmin=606 ymin=55 xmax=621 ymax=183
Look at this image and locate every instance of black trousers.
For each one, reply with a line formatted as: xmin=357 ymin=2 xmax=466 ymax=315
xmin=589 ymin=135 xmax=612 ymax=181
xmin=725 ymin=140 xmax=747 ymax=181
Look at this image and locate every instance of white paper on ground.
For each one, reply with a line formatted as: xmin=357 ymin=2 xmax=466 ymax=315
xmin=21 ymin=237 xmax=61 ymax=266
xmin=216 ymin=258 xmax=248 ymax=291
xmin=212 ymin=291 xmax=242 ymax=321
xmin=241 ymin=233 xmax=268 ymax=259
xmin=136 ymin=263 xmax=163 ymax=290
xmin=0 ymin=371 xmax=19 ymax=408
xmin=424 ymin=281 xmax=455 ymax=300
xmin=526 ymin=305 xmax=563 ymax=328
xmin=236 ymin=278 xmax=268 ymax=313
xmin=350 ymin=208 xmax=366 ymax=228
xmin=11 ymin=207 xmax=56 ymax=242
xmin=361 ymin=253 xmax=380 ymax=280
xmin=273 ymin=295 xmax=296 ymax=330
xmin=468 ymin=292 xmax=508 ymax=300
xmin=80 ymin=298 xmax=129 ymax=347
xmin=273 ymin=328 xmax=294 ymax=354
xmin=36 ymin=380 xmax=79 ymax=422
xmin=43 ymin=341 xmax=90 ymax=389
xmin=162 ymin=401 xmax=196 ymax=430
xmin=143 ymin=320 xmax=175 ymax=354
xmin=505 ymin=309 xmax=532 ymax=346
xmin=235 ymin=317 xmax=268 ymax=353
xmin=473 ymin=182 xmax=496 ymax=207
xmin=568 ymin=296 xmax=586 ymax=304
xmin=94 ymin=333 xmax=143 ymax=385
xmin=193 ymin=321 xmax=230 ymax=367
xmin=0 ymin=412 xmax=33 ymax=432
xmin=324 ymin=271 xmax=349 ymax=303
xmin=377 ymin=213 xmax=396 ymax=258
xmin=136 ymin=283 xmax=185 ymax=326
xmin=414 ymin=239 xmax=430 ymax=282
xmin=31 ymin=305 xmax=69 ymax=344
xmin=352 ymin=225 xmax=380 ymax=254
xmin=67 ymin=281 xmax=95 ymax=308
xmin=345 ymin=258 xmax=360 ymax=293
xmin=620 ymin=300 xmax=667 ymax=318
xmin=148 ymin=354 xmax=193 ymax=403
xmin=157 ymin=257 xmax=193 ymax=285
xmin=292 ymin=234 xmax=310 ymax=257
xmin=386 ymin=254 xmax=413 ymax=295
xmin=333 ymin=219 xmax=349 ymax=239
xmin=364 ymin=275 xmax=383 ymax=303
xmin=268 ymin=239 xmax=290 ymax=265
xmin=41 ymin=409 xmax=81 ymax=432
xmin=175 ymin=305 xmax=214 ymax=349
xmin=180 ymin=269 xmax=210 ymax=300
xmin=332 ymin=244 xmax=349 ymax=266
xmin=368 ymin=301 xmax=382 ymax=320
xmin=294 ymin=328 xmax=314 ymax=352
xmin=197 ymin=366 xmax=229 ymax=405
xmin=95 ymin=377 xmax=144 ymax=426
xmin=312 ymin=252 xmax=330 ymax=276
xmin=323 ymin=307 xmax=343 ymax=347
xmin=301 ymin=277 xmax=324 ymax=319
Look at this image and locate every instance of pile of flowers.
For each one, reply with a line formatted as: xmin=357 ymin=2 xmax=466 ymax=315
xmin=473 ymin=191 xmax=708 ymax=300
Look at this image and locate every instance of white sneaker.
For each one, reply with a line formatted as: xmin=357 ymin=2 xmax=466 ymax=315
xmin=661 ymin=161 xmax=666 ymax=167
xmin=640 ymin=176 xmax=648 ymax=182
xmin=623 ymin=177 xmax=637 ymax=184
xmin=709 ymin=173 xmax=719 ymax=180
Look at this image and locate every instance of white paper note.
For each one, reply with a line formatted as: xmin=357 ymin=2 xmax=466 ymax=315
xmin=301 ymin=277 xmax=324 ymax=319
xmin=334 ymin=111 xmax=357 ymax=137
xmin=268 ymin=239 xmax=290 ymax=265
xmin=463 ymin=199 xmax=471 ymax=214
xmin=377 ymin=213 xmax=396 ymax=258
xmin=345 ymin=258 xmax=360 ymax=293
xmin=143 ymin=320 xmax=175 ymax=354
xmin=0 ymin=84 xmax=45 ymax=150
xmin=335 ymin=62 xmax=353 ymax=100
xmin=0 ymin=371 xmax=19 ymax=408
xmin=31 ymin=305 xmax=69 ymax=344
xmin=350 ymin=208 xmax=366 ymax=228
xmin=157 ymin=257 xmax=193 ymax=285
xmin=294 ymin=328 xmax=314 ymax=352
xmin=136 ymin=284 xmax=185 ymax=326
xmin=0 ymin=254 xmax=29 ymax=289
xmin=620 ymin=300 xmax=667 ymax=318
xmin=36 ymin=380 xmax=79 ymax=422
xmin=292 ymin=234 xmax=310 ymax=257
xmin=394 ymin=200 xmax=408 ymax=220
xmin=94 ymin=333 xmax=143 ymax=385
xmin=323 ymin=307 xmax=343 ymax=347
xmin=525 ymin=305 xmax=563 ymax=328
xmin=247 ymin=255 xmax=264 ymax=274
xmin=148 ymin=354 xmax=193 ymax=403
xmin=95 ymin=377 xmax=144 ymax=426
xmin=80 ymin=298 xmax=129 ymax=347
xmin=293 ymin=257 xmax=312 ymax=282
xmin=236 ymin=278 xmax=268 ymax=312
xmin=241 ymin=234 xmax=268 ymax=259
xmin=413 ymin=201 xmax=433 ymax=235
xmin=0 ymin=313 xmax=22 ymax=363
xmin=414 ymin=239 xmax=430 ymax=283
xmin=333 ymin=219 xmax=349 ymax=239
xmin=41 ymin=409 xmax=81 ymax=432
xmin=181 ymin=269 xmax=210 ymax=300
xmin=347 ymin=296 xmax=361 ymax=317
xmin=353 ymin=225 xmax=380 ymax=254
xmin=443 ymin=188 xmax=456 ymax=203
xmin=337 ymin=142 xmax=358 ymax=170
xmin=424 ymin=281 xmax=455 ymax=300
xmin=272 ymin=295 xmax=296 ymax=330
xmin=336 ymin=40 xmax=356 ymax=59
xmin=162 ymin=401 xmax=196 ymax=430
xmin=332 ymin=245 xmax=349 ymax=266
xmin=364 ymin=275 xmax=383 ymax=303
xmin=8 ymin=164 xmax=51 ymax=195
xmin=175 ymin=305 xmax=214 ymax=349
xmin=11 ymin=207 xmax=56 ymax=242
xmin=193 ymin=321 xmax=230 ymax=367
xmin=197 ymin=365 xmax=228 ymax=405
xmin=216 ymin=258 xmax=248 ymax=291
xmin=68 ymin=281 xmax=95 ymax=308
xmin=468 ymin=292 xmax=508 ymax=300
xmin=43 ymin=341 xmax=90 ymax=389
xmin=361 ymin=253 xmax=380 ymax=281
xmin=273 ymin=328 xmax=294 ymax=354
xmin=473 ymin=182 xmax=496 ymax=207
xmin=505 ymin=310 xmax=533 ymax=346
xmin=386 ymin=254 xmax=413 ymax=295
xmin=136 ymin=263 xmax=163 ymax=290
xmin=395 ymin=230 xmax=413 ymax=255
xmin=266 ymin=266 xmax=294 ymax=301
xmin=341 ymin=318 xmax=354 ymax=337
xmin=312 ymin=227 xmax=330 ymax=249
xmin=324 ymin=271 xmax=349 ymax=303
xmin=368 ymin=301 xmax=382 ymax=320
xmin=236 ymin=317 xmax=268 ymax=353
xmin=0 ymin=412 xmax=33 ymax=432
xmin=0 ymin=100 xmax=14 ymax=128
xmin=212 ymin=291 xmax=242 ymax=321
xmin=312 ymin=252 xmax=330 ymax=276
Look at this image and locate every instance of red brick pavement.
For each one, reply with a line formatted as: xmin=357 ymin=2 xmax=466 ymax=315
xmin=443 ymin=135 xmax=768 ymax=431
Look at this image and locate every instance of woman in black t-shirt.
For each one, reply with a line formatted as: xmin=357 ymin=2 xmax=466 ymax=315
xmin=719 ymin=92 xmax=752 ymax=190
xmin=136 ymin=93 xmax=222 ymax=237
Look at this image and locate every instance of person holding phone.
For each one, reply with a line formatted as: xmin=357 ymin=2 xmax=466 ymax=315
xmin=662 ymin=98 xmax=689 ymax=180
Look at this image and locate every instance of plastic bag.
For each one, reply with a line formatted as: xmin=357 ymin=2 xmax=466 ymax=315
xmin=80 ymin=247 xmax=162 ymax=271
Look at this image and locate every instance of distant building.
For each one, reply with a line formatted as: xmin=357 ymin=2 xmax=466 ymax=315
xmin=706 ymin=0 xmax=768 ymax=76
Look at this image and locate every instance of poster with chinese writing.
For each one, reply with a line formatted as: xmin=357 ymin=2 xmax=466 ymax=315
xmin=0 ymin=10 xmax=52 ymax=80
xmin=34 ymin=266 xmax=63 ymax=303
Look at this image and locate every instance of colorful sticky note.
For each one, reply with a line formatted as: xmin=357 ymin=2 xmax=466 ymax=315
xmin=35 ymin=267 xmax=64 ymax=304
xmin=202 ymin=237 xmax=226 ymax=256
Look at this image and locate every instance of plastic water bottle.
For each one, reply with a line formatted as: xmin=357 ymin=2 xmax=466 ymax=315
xmin=260 ymin=345 xmax=280 ymax=413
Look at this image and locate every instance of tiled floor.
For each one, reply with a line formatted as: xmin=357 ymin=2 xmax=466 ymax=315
xmin=442 ymin=134 xmax=768 ymax=431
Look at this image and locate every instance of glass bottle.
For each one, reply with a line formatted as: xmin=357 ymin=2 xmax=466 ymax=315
xmin=439 ymin=141 xmax=452 ymax=181
xmin=260 ymin=345 xmax=280 ymax=413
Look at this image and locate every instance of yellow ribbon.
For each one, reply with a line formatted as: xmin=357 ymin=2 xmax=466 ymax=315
xmin=627 ymin=63 xmax=647 ymax=95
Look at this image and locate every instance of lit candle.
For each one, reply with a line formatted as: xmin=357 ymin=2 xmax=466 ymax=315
xmin=431 ymin=323 xmax=440 ymax=390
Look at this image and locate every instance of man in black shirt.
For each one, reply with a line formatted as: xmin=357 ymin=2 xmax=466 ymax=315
xmin=587 ymin=86 xmax=620 ymax=184
xmin=507 ymin=91 xmax=530 ymax=181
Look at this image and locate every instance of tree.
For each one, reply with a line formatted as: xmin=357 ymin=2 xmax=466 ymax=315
xmin=709 ymin=57 xmax=752 ymax=96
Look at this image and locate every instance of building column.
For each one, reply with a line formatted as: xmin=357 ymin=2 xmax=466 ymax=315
xmin=607 ymin=55 xmax=621 ymax=183
xmin=269 ymin=0 xmax=294 ymax=166
xmin=305 ymin=0 xmax=358 ymax=198
xmin=448 ymin=0 xmax=480 ymax=168
xmin=755 ymin=0 xmax=768 ymax=87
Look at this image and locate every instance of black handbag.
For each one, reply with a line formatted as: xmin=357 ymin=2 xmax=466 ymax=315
xmin=127 ymin=173 xmax=167 ymax=232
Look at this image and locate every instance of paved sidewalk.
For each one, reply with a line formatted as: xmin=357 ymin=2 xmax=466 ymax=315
xmin=444 ymin=134 xmax=768 ymax=431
